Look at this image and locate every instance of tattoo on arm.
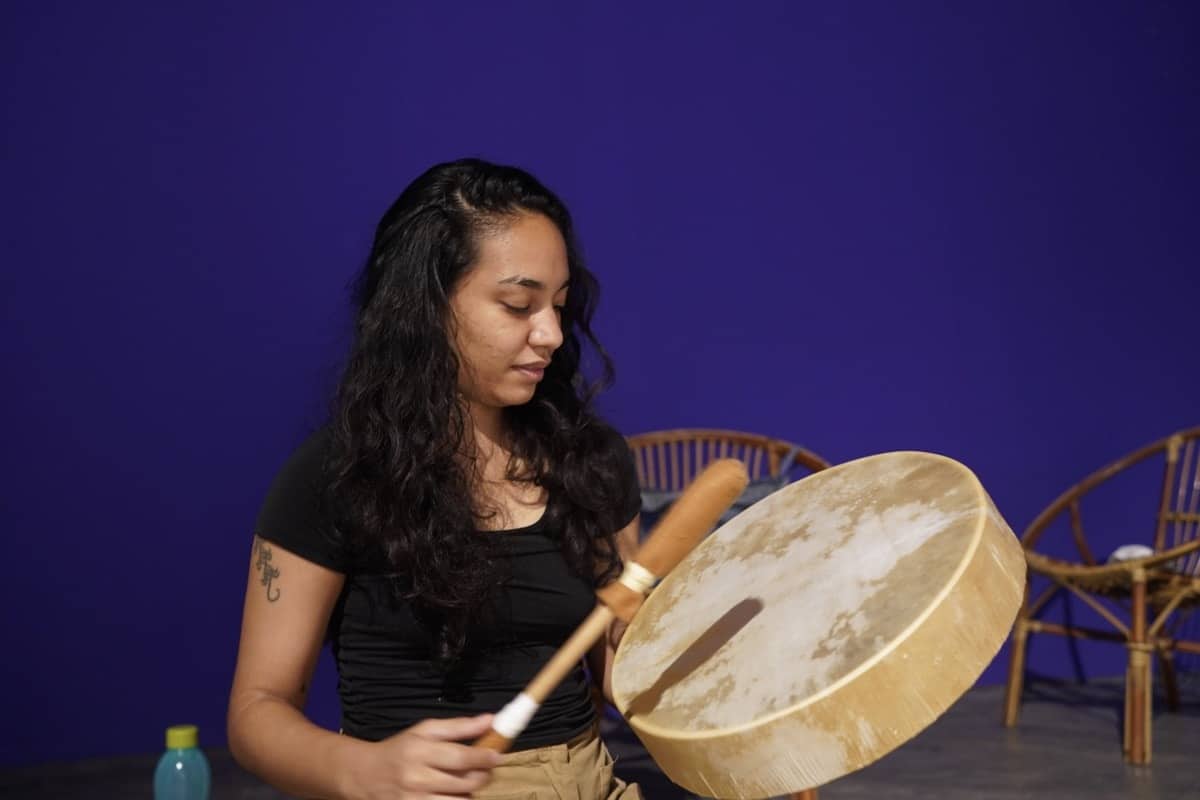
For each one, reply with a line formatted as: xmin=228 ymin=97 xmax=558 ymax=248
xmin=252 ymin=536 xmax=282 ymax=602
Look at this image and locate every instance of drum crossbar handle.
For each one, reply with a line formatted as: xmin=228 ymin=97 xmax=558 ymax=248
xmin=475 ymin=459 xmax=749 ymax=752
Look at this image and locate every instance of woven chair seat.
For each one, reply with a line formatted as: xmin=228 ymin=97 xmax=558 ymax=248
xmin=1025 ymin=537 xmax=1200 ymax=587
xmin=1082 ymin=571 xmax=1199 ymax=605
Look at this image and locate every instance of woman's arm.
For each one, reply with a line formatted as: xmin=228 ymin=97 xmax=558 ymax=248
xmin=587 ymin=516 xmax=641 ymax=706
xmin=227 ymin=537 xmax=498 ymax=800
xmin=227 ymin=536 xmax=357 ymax=797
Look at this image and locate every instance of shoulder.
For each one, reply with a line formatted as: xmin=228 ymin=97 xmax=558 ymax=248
xmin=579 ymin=418 xmax=641 ymax=528
xmin=590 ymin=418 xmax=632 ymax=450
xmin=282 ymin=425 xmax=335 ymax=476
xmin=255 ymin=426 xmax=345 ymax=572
xmin=260 ymin=426 xmax=334 ymax=506
xmin=571 ymin=418 xmax=635 ymax=466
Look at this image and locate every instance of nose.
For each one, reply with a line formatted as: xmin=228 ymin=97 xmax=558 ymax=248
xmin=529 ymin=307 xmax=564 ymax=353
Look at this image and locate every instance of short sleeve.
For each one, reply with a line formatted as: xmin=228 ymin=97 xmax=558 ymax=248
xmin=254 ymin=427 xmax=347 ymax=573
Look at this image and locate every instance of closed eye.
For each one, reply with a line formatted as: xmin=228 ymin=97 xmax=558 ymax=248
xmin=502 ymin=303 xmax=531 ymax=314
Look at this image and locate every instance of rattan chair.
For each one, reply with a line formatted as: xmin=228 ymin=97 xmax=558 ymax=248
xmin=626 ymin=428 xmax=830 ymax=500
xmin=1002 ymin=426 xmax=1200 ymax=764
xmin=625 ymin=428 xmax=830 ymax=800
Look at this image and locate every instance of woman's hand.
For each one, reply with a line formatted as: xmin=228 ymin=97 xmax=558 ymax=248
xmin=607 ymin=617 xmax=629 ymax=651
xmin=345 ymin=714 xmax=502 ymax=800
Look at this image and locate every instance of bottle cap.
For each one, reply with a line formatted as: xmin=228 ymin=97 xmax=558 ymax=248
xmin=165 ymin=725 xmax=198 ymax=749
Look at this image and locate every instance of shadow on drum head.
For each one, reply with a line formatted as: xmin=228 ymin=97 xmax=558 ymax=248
xmin=625 ymin=597 xmax=764 ymax=719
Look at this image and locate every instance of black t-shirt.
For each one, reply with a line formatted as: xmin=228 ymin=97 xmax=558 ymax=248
xmin=253 ymin=424 xmax=641 ymax=750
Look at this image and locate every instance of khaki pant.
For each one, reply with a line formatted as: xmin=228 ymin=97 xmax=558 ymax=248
xmin=475 ymin=725 xmax=642 ymax=800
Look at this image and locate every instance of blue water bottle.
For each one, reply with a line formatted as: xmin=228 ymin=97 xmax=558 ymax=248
xmin=153 ymin=724 xmax=211 ymax=800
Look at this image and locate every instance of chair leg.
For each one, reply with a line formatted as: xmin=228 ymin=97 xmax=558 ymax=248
xmin=1157 ymin=648 xmax=1181 ymax=712
xmin=1124 ymin=572 xmax=1152 ymax=765
xmin=789 ymin=791 xmax=818 ymax=800
xmin=1003 ymin=618 xmax=1030 ymax=727
xmin=1124 ymin=647 xmax=1153 ymax=764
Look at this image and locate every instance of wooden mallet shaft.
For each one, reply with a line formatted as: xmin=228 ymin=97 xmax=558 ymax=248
xmin=475 ymin=459 xmax=749 ymax=752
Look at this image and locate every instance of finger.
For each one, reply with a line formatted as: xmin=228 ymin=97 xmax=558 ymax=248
xmin=412 ymin=765 xmax=494 ymax=795
xmin=422 ymin=740 xmax=503 ymax=772
xmin=411 ymin=713 xmax=497 ymax=742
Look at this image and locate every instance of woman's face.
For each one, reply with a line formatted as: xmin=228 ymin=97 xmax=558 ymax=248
xmin=449 ymin=212 xmax=569 ymax=419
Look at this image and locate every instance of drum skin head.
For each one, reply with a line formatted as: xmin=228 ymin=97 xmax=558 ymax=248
xmin=611 ymin=451 xmax=1026 ymax=797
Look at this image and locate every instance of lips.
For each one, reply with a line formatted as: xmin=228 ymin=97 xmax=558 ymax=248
xmin=514 ymin=362 xmax=548 ymax=380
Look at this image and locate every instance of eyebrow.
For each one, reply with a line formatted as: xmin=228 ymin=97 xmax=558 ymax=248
xmin=497 ymin=275 xmax=570 ymax=291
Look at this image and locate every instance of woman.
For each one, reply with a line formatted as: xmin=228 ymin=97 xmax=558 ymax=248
xmin=228 ymin=158 xmax=643 ymax=799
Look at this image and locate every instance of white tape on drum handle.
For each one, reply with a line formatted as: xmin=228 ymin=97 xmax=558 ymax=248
xmin=617 ymin=561 xmax=657 ymax=595
xmin=491 ymin=692 xmax=540 ymax=739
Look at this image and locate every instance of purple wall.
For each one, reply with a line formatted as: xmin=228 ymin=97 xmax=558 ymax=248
xmin=3 ymin=1 xmax=1197 ymax=767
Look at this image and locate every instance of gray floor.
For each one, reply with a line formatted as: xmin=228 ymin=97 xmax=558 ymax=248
xmin=2 ymin=679 xmax=1197 ymax=799
xmin=605 ymin=679 xmax=1200 ymax=799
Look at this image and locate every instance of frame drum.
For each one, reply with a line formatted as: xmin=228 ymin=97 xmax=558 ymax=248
xmin=611 ymin=452 xmax=1025 ymax=797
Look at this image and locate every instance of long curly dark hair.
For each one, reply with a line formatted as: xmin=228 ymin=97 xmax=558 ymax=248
xmin=326 ymin=158 xmax=626 ymax=667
